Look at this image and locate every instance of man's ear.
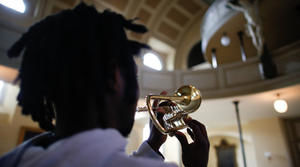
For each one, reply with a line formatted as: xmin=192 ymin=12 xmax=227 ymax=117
xmin=108 ymin=67 xmax=124 ymax=95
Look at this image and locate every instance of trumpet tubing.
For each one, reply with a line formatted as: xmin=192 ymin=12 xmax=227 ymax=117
xmin=136 ymin=106 xmax=148 ymax=112
xmin=136 ymin=85 xmax=202 ymax=135
xmin=136 ymin=106 xmax=160 ymax=112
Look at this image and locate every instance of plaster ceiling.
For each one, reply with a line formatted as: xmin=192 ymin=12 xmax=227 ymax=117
xmin=48 ymin=0 xmax=300 ymax=69
xmin=46 ymin=0 xmax=209 ymax=69
xmin=51 ymin=0 xmax=209 ymax=48
xmin=1 ymin=0 xmax=299 ymax=70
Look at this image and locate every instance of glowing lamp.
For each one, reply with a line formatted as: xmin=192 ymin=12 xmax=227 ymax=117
xmin=273 ymin=94 xmax=288 ymax=113
xmin=220 ymin=33 xmax=231 ymax=46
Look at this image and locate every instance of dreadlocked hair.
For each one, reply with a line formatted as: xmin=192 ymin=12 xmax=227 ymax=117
xmin=8 ymin=3 xmax=149 ymax=131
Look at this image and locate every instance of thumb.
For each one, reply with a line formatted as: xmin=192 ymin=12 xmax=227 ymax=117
xmin=175 ymin=131 xmax=188 ymax=148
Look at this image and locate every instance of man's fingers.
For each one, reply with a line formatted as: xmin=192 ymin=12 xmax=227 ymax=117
xmin=152 ymin=91 xmax=167 ymax=110
xmin=175 ymin=131 xmax=188 ymax=148
xmin=152 ymin=99 xmax=159 ymax=109
xmin=149 ymin=118 xmax=153 ymax=127
xmin=190 ymin=120 xmax=208 ymax=141
xmin=186 ymin=121 xmax=202 ymax=142
xmin=187 ymin=128 xmax=195 ymax=141
xmin=152 ymin=91 xmax=167 ymax=128
xmin=183 ymin=116 xmax=192 ymax=124
xmin=186 ymin=119 xmax=209 ymax=144
xmin=156 ymin=107 xmax=166 ymax=113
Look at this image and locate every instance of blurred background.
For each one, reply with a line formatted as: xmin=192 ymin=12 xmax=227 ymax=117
xmin=0 ymin=0 xmax=300 ymax=167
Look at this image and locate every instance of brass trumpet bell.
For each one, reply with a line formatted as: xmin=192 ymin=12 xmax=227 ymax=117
xmin=138 ymin=85 xmax=202 ymax=135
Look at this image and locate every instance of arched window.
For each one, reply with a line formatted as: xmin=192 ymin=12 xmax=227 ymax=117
xmin=0 ymin=80 xmax=5 ymax=105
xmin=187 ymin=41 xmax=206 ymax=69
xmin=0 ymin=0 xmax=26 ymax=13
xmin=143 ymin=52 xmax=163 ymax=71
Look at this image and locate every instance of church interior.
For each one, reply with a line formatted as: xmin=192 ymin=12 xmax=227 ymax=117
xmin=0 ymin=0 xmax=300 ymax=166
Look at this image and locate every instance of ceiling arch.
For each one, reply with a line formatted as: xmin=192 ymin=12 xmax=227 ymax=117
xmin=47 ymin=0 xmax=209 ymax=69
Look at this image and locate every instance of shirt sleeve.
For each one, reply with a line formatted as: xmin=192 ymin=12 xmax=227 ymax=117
xmin=131 ymin=141 xmax=164 ymax=161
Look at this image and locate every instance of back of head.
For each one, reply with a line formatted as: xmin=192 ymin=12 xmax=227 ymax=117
xmin=8 ymin=3 xmax=149 ymax=135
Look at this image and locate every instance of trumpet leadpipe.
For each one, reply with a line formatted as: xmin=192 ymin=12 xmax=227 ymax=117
xmin=136 ymin=106 xmax=148 ymax=112
xmin=136 ymin=106 xmax=160 ymax=112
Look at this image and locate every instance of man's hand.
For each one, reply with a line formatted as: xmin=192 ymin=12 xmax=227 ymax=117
xmin=147 ymin=91 xmax=168 ymax=153
xmin=175 ymin=118 xmax=210 ymax=167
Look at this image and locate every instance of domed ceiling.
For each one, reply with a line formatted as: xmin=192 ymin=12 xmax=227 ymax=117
xmin=0 ymin=0 xmax=299 ymax=69
xmin=40 ymin=0 xmax=210 ymax=69
xmin=203 ymin=0 xmax=300 ymax=66
xmin=48 ymin=0 xmax=208 ymax=47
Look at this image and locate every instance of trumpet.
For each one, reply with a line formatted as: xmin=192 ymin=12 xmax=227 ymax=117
xmin=136 ymin=85 xmax=202 ymax=135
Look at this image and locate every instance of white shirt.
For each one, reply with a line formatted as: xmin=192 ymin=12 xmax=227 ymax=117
xmin=16 ymin=129 xmax=178 ymax=167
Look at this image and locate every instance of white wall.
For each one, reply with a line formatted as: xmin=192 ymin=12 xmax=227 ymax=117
xmin=0 ymin=106 xmax=39 ymax=155
xmin=246 ymin=118 xmax=292 ymax=167
xmin=207 ymin=117 xmax=292 ymax=167
xmin=128 ymin=117 xmax=292 ymax=167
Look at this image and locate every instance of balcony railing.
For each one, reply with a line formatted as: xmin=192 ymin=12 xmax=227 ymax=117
xmin=138 ymin=41 xmax=300 ymax=99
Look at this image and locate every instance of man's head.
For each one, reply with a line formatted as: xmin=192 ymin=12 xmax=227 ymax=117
xmin=233 ymin=0 xmax=255 ymax=5
xmin=229 ymin=0 xmax=239 ymax=4
xmin=8 ymin=3 xmax=149 ymax=137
